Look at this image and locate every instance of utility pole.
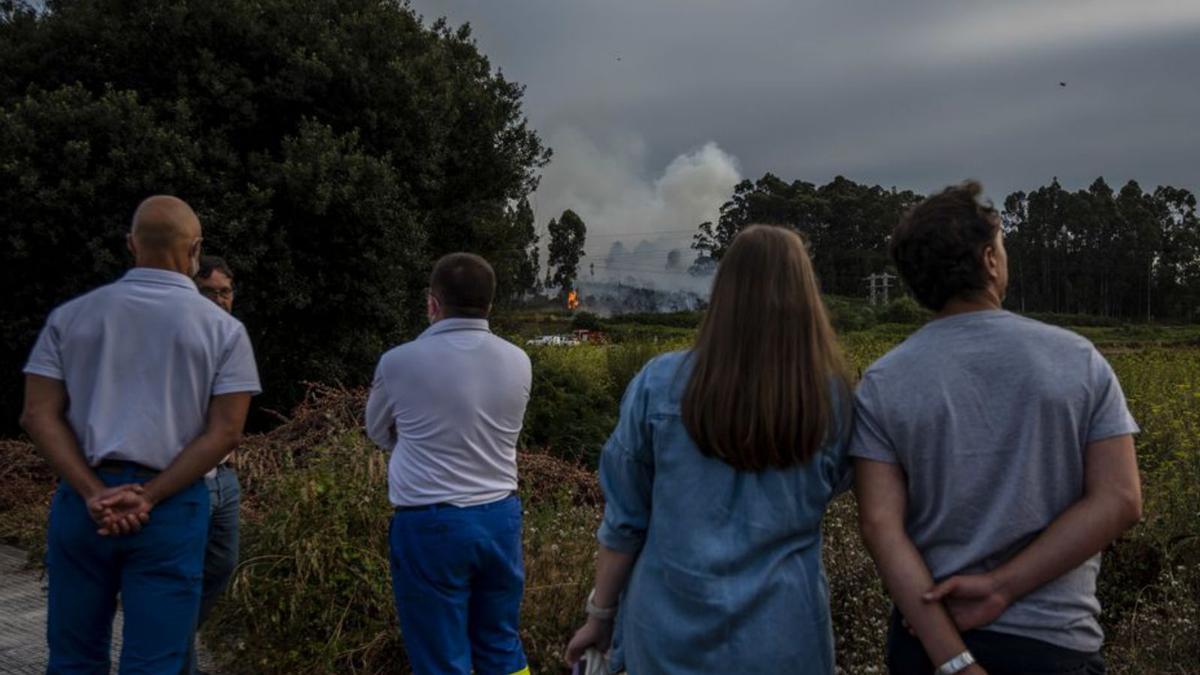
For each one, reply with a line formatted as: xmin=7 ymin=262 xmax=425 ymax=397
xmin=1147 ymin=259 xmax=1153 ymax=323
xmin=864 ymin=272 xmax=896 ymax=306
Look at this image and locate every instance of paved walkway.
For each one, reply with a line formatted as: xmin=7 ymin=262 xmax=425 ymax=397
xmin=0 ymin=545 xmax=219 ymax=674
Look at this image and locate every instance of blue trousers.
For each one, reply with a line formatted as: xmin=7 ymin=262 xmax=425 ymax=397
xmin=182 ymin=464 xmax=240 ymax=674
xmin=389 ymin=495 xmax=528 ymax=675
xmin=46 ymin=466 xmax=210 ymax=675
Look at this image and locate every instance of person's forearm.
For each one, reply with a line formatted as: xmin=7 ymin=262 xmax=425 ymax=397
xmin=863 ymin=525 xmax=972 ymax=667
xmin=142 ymin=426 xmax=241 ymax=505
xmin=989 ymin=493 xmax=1140 ymax=605
xmin=592 ymin=546 xmax=637 ymax=608
xmin=23 ymin=414 xmax=104 ymax=498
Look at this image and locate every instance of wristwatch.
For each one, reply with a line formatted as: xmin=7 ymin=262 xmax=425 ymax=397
xmin=936 ymin=651 xmax=976 ymax=675
xmin=585 ymin=589 xmax=618 ymax=621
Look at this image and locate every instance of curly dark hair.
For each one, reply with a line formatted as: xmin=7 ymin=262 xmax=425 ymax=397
xmin=889 ymin=181 xmax=1000 ymax=311
xmin=196 ymin=255 xmax=233 ymax=281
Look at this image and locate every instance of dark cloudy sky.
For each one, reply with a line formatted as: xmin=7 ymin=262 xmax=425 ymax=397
xmin=411 ymin=0 xmax=1200 ymax=278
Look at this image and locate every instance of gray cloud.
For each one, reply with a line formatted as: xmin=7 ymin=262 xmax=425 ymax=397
xmin=413 ymin=0 xmax=1200 ymax=233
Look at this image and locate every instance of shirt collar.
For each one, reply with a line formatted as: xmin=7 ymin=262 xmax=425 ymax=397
xmin=120 ymin=267 xmax=198 ymax=291
xmin=420 ymin=317 xmax=491 ymax=339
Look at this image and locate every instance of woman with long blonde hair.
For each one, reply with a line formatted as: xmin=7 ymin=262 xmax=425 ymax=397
xmin=565 ymin=225 xmax=853 ymax=674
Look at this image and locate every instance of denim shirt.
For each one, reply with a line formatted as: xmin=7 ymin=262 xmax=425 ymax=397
xmin=598 ymin=351 xmax=852 ymax=675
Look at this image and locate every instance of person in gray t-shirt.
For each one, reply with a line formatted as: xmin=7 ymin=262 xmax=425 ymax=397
xmin=854 ymin=181 xmax=1142 ymax=675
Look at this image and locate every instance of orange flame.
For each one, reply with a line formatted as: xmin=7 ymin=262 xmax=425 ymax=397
xmin=567 ymin=290 xmax=580 ymax=310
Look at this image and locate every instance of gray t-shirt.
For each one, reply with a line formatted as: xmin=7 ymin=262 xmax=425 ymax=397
xmin=850 ymin=310 xmax=1138 ymax=652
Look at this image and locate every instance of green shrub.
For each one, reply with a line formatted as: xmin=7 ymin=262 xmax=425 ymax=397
xmin=605 ymin=342 xmax=672 ymax=401
xmin=208 ymin=434 xmax=402 ymax=673
xmin=521 ymin=347 xmax=616 ymax=465
xmin=604 ymin=311 xmax=703 ymax=328
xmin=825 ymin=296 xmax=878 ymax=332
xmin=570 ymin=311 xmax=603 ymax=331
xmin=603 ymin=323 xmax=696 ymax=343
xmin=877 ymin=296 xmax=930 ymax=324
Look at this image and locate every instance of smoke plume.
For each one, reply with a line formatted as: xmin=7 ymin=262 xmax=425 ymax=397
xmin=533 ymin=127 xmax=741 ymax=299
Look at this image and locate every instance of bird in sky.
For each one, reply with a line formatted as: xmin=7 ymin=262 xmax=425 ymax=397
xmin=1059 ymin=81 xmax=1067 ymax=87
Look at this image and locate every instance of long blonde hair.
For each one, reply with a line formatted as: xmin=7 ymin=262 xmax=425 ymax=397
xmin=682 ymin=225 xmax=849 ymax=470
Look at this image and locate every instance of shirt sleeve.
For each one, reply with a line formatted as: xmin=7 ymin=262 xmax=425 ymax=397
xmin=597 ymin=362 xmax=656 ymax=555
xmin=1085 ymin=348 xmax=1140 ymax=443
xmin=848 ymin=375 xmax=899 ymax=464
xmin=365 ymin=358 xmax=397 ymax=451
xmin=23 ymin=311 xmax=65 ymax=380
xmin=823 ymin=379 xmax=855 ymax=495
xmin=212 ymin=324 xmax=262 ymax=396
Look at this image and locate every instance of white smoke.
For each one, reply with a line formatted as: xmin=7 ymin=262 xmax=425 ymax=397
xmin=532 ymin=127 xmax=741 ymax=296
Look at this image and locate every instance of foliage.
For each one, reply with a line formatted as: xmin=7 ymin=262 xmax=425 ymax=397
xmin=604 ymin=342 xmax=674 ymax=402
xmin=691 ymin=174 xmax=922 ymax=295
xmin=824 ymin=295 xmax=880 ymax=333
xmin=603 ymin=310 xmax=703 ymax=329
xmin=570 ymin=311 xmax=603 ymax=332
xmin=521 ymin=347 xmax=616 ymax=465
xmin=1003 ymin=179 xmax=1200 ymax=321
xmin=0 ymin=0 xmax=549 ymax=431
xmin=1016 ymin=178 xmax=1191 ymax=321
xmin=547 ymin=209 xmax=587 ymax=298
xmin=877 ymin=295 xmax=930 ymax=324
xmin=693 ymin=173 xmax=1200 ymax=323
xmin=212 ymin=433 xmax=402 ymax=673
xmin=497 ymin=198 xmax=541 ymax=303
xmin=210 ymin=386 xmax=606 ymax=674
xmin=0 ymin=439 xmax=53 ymax=560
xmin=1096 ymin=348 xmax=1200 ymax=671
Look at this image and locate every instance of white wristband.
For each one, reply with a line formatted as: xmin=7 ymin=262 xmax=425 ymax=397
xmin=585 ymin=588 xmax=617 ymax=621
xmin=936 ymin=650 xmax=976 ymax=675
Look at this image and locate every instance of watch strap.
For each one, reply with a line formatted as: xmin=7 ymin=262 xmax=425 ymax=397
xmin=936 ymin=651 xmax=976 ymax=675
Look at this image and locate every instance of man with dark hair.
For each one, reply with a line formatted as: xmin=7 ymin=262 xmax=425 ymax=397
xmin=185 ymin=254 xmax=242 ymax=675
xmin=853 ymin=181 xmax=1141 ymax=675
xmin=366 ymin=252 xmax=533 ymax=675
xmin=196 ymin=255 xmax=235 ymax=313
xmin=21 ymin=196 xmax=260 ymax=673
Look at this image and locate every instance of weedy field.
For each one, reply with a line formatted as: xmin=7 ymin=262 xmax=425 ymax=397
xmin=1 ymin=308 xmax=1196 ymax=674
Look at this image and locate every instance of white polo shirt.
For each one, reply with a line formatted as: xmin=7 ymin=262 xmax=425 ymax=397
xmin=366 ymin=318 xmax=532 ymax=507
xmin=23 ymin=267 xmax=261 ymax=471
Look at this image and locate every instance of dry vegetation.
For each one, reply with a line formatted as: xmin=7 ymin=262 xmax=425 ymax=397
xmin=1 ymin=334 xmax=1197 ymax=673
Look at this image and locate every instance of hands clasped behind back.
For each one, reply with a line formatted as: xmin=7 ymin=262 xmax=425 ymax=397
xmin=87 ymin=483 xmax=154 ymax=536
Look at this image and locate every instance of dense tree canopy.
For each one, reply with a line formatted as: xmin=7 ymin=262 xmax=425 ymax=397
xmin=695 ymin=173 xmax=1200 ymax=320
xmin=547 ymin=209 xmax=587 ymax=297
xmin=0 ymin=0 xmax=548 ymax=430
xmin=1002 ymin=178 xmax=1200 ymax=319
xmin=692 ymin=174 xmax=922 ymax=296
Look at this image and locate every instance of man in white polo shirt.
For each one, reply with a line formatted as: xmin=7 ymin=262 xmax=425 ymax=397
xmin=366 ymin=253 xmax=532 ymax=675
xmin=20 ymin=195 xmax=261 ymax=674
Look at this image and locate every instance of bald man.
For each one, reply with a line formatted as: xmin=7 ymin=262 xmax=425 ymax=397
xmin=21 ymin=196 xmax=261 ymax=673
